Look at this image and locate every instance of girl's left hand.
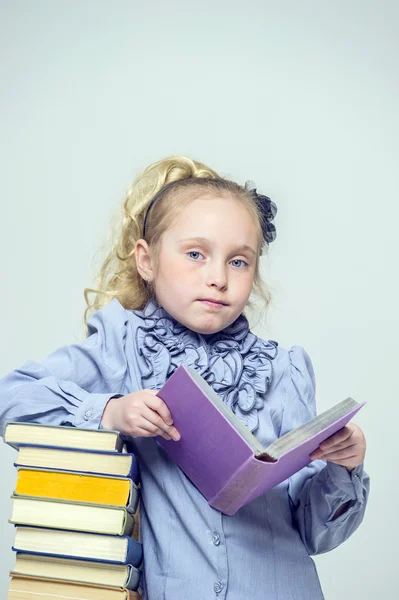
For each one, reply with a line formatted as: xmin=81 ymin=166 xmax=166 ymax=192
xmin=309 ymin=422 xmax=366 ymax=472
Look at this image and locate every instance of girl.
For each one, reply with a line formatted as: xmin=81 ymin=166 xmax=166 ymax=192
xmin=0 ymin=156 xmax=369 ymax=600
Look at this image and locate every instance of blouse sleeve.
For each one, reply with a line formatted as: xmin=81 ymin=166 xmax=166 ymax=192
xmin=281 ymin=345 xmax=370 ymax=555
xmin=0 ymin=299 xmax=129 ymax=438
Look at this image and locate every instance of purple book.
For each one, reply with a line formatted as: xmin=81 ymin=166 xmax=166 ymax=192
xmin=156 ymin=365 xmax=365 ymax=516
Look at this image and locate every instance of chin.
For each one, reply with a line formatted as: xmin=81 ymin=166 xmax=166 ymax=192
xmin=194 ymin=325 xmax=223 ymax=335
xmin=164 ymin=301 xmax=239 ymax=335
xmin=191 ymin=314 xmax=234 ymax=336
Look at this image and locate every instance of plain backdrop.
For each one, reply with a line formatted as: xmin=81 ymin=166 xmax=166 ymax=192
xmin=0 ymin=1 xmax=398 ymax=598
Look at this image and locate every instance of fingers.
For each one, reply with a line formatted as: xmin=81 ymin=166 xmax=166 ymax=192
xmin=143 ymin=392 xmax=173 ymax=425
xmin=310 ymin=436 xmax=363 ymax=462
xmin=310 ymin=425 xmax=355 ymax=459
xmin=314 ymin=444 xmax=359 ymax=461
xmin=136 ymin=418 xmax=173 ymax=441
xmin=321 ymin=425 xmax=354 ymax=449
xmin=310 ymin=441 xmax=356 ymax=460
xmin=140 ymin=401 xmax=180 ymax=441
xmin=320 ymin=439 xmax=356 ymax=452
xmin=309 ymin=422 xmax=365 ymax=470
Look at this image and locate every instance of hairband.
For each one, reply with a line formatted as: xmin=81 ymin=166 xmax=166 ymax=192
xmin=142 ymin=180 xmax=184 ymax=240
xmin=142 ymin=178 xmax=277 ymax=245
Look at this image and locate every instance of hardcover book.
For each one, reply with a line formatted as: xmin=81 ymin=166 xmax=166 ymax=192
xmin=9 ymin=496 xmax=134 ymax=536
xmin=8 ymin=575 xmax=140 ymax=599
xmin=11 ymin=553 xmax=141 ymax=591
xmin=4 ymin=422 xmax=124 ymax=452
xmin=14 ymin=444 xmax=139 ymax=481
xmin=12 ymin=526 xmax=143 ymax=566
xmin=14 ymin=468 xmax=139 ymax=514
xmin=156 ymin=364 xmax=365 ymax=515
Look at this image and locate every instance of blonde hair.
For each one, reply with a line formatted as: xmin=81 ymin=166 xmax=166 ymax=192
xmin=83 ymin=155 xmax=273 ymax=332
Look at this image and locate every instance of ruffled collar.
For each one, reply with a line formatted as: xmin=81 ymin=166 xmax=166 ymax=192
xmin=133 ymin=298 xmax=278 ymax=433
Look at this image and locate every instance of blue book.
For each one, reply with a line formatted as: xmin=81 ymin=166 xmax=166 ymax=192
xmin=12 ymin=526 xmax=143 ymax=567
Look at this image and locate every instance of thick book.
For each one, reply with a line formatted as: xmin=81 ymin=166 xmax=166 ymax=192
xmin=12 ymin=526 xmax=143 ymax=566
xmin=11 ymin=553 xmax=141 ymax=591
xmin=14 ymin=468 xmax=139 ymax=514
xmin=4 ymin=422 xmax=124 ymax=452
xmin=15 ymin=444 xmax=139 ymax=481
xmin=9 ymin=496 xmax=135 ymax=536
xmin=8 ymin=575 xmax=140 ymax=599
xmin=156 ymin=364 xmax=366 ymax=515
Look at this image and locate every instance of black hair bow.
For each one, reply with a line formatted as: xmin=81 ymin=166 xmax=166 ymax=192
xmin=245 ymin=180 xmax=277 ymax=245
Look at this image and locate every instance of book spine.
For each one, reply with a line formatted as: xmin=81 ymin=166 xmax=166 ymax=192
xmin=126 ymin=482 xmax=140 ymax=514
xmin=115 ymin=435 xmax=125 ymax=453
xmin=128 ymin=455 xmax=139 ymax=483
xmin=124 ymin=566 xmax=141 ymax=591
xmin=208 ymin=455 xmax=266 ymax=515
xmin=125 ymin=538 xmax=143 ymax=567
xmin=123 ymin=510 xmax=135 ymax=536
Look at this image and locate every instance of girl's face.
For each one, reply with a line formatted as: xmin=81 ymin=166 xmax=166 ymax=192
xmin=152 ymin=194 xmax=258 ymax=335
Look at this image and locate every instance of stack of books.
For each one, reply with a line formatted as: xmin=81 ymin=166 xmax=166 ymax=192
xmin=3 ymin=422 xmax=143 ymax=600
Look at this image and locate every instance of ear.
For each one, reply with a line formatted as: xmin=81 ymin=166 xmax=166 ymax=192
xmin=135 ymin=239 xmax=154 ymax=283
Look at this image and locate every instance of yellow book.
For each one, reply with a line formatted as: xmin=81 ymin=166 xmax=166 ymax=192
xmin=15 ymin=468 xmax=139 ymax=513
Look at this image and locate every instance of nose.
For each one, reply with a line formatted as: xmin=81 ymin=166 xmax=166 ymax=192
xmin=205 ymin=261 xmax=228 ymax=291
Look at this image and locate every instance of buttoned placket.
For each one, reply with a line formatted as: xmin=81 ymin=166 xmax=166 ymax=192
xmin=210 ymin=510 xmax=228 ymax=598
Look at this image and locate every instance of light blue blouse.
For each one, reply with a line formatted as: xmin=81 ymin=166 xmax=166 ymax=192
xmin=0 ymin=298 xmax=369 ymax=600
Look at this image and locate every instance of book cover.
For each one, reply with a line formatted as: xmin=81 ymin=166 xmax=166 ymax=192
xmin=14 ymin=468 xmax=139 ymax=514
xmin=15 ymin=444 xmax=139 ymax=481
xmin=155 ymin=364 xmax=365 ymax=515
xmin=12 ymin=526 xmax=143 ymax=566
xmin=4 ymin=422 xmax=124 ymax=452
xmin=9 ymin=496 xmax=134 ymax=536
xmin=11 ymin=553 xmax=141 ymax=591
xmin=8 ymin=575 xmax=141 ymax=599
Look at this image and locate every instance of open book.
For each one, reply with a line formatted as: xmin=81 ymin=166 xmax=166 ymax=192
xmin=156 ymin=365 xmax=365 ymax=515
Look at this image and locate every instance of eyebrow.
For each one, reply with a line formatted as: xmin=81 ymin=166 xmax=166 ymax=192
xmin=178 ymin=237 xmax=257 ymax=257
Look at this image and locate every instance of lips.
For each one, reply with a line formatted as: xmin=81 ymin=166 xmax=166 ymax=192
xmin=199 ymin=299 xmax=227 ymax=306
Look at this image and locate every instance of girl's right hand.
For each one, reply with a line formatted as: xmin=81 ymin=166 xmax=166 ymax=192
xmin=100 ymin=390 xmax=181 ymax=441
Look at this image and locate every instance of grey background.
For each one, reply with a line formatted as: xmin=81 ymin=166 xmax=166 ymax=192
xmin=0 ymin=1 xmax=398 ymax=598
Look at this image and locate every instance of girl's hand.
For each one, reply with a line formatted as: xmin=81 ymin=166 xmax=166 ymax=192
xmin=309 ymin=422 xmax=366 ymax=472
xmin=101 ymin=390 xmax=181 ymax=441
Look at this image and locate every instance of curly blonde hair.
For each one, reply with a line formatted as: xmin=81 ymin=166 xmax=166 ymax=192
xmin=83 ymin=155 xmax=274 ymax=332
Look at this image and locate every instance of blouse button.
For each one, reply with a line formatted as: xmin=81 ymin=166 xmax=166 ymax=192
xmin=212 ymin=533 xmax=221 ymax=546
xmin=84 ymin=409 xmax=94 ymax=420
xmin=213 ymin=581 xmax=224 ymax=594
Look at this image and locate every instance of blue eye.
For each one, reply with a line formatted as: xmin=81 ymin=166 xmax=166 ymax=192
xmin=188 ymin=251 xmax=204 ymax=260
xmin=231 ymin=259 xmax=248 ymax=268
